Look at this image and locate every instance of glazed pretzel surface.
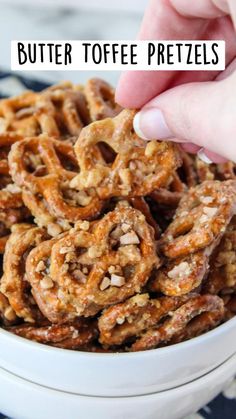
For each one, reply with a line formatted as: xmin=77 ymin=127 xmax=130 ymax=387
xmin=71 ymin=109 xmax=182 ymax=199
xmin=84 ymin=78 xmax=122 ymax=121
xmin=26 ymin=205 xmax=159 ymax=323
xmin=196 ymin=158 xmax=236 ymax=183
xmin=131 ymin=294 xmax=224 ymax=351
xmin=160 ymin=180 xmax=236 ymax=259
xmin=0 ymin=91 xmax=59 ymax=137
xmin=203 ymin=217 xmax=236 ymax=295
xmin=98 ymin=293 xmax=191 ymax=347
xmin=0 ymin=224 xmax=48 ymax=323
xmin=0 ymin=83 xmax=91 ymax=142
xmin=0 ymin=292 xmax=17 ymax=325
xmin=0 ymin=133 xmax=31 ymax=251
xmin=9 ymin=135 xmax=103 ymax=232
xmin=41 ymin=82 xmax=91 ymax=142
xmin=0 ymin=78 xmax=235 ymax=353
xmin=149 ymin=181 xmax=236 ymax=296
xmin=8 ymin=317 xmax=98 ymax=350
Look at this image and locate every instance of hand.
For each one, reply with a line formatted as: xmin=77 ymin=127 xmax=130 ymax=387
xmin=115 ymin=0 xmax=236 ymax=163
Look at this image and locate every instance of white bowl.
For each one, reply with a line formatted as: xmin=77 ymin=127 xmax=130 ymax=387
xmin=0 ymin=353 xmax=236 ymax=419
xmin=1 ymin=317 xmax=236 ymax=396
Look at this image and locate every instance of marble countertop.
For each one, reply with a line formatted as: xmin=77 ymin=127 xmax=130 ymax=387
xmin=0 ymin=1 xmax=144 ymax=87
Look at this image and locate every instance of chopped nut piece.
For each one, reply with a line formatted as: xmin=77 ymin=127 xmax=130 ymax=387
xmin=100 ymin=276 xmax=111 ymax=291
xmin=168 ymin=261 xmax=192 ymax=279
xmin=5 ymin=184 xmax=21 ymax=194
xmin=131 ymin=294 xmax=149 ymax=307
xmin=40 ymin=276 xmax=54 ymax=290
xmin=144 ymin=140 xmax=159 ymax=157
xmin=36 ymin=260 xmax=46 ymax=273
xmin=59 ymin=246 xmax=74 ymax=254
xmin=116 ymin=317 xmax=125 ymax=325
xmin=110 ymin=226 xmax=123 ymax=240
xmin=75 ymin=191 xmax=92 ymax=207
xmin=110 ymin=274 xmax=125 ymax=287
xmin=76 ymin=220 xmax=90 ymax=231
xmin=118 ymin=245 xmax=141 ymax=263
xmin=121 ymin=223 xmax=131 ymax=233
xmin=203 ymin=206 xmax=218 ymax=217
xmin=88 ymin=245 xmax=103 ymax=259
xmin=108 ymin=265 xmax=116 ymax=274
xmin=120 ymin=231 xmax=140 ymax=245
xmin=47 ymin=223 xmax=62 ymax=237
xmin=73 ymin=269 xmax=87 ymax=283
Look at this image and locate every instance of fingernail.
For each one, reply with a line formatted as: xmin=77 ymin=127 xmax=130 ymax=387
xmin=133 ymin=108 xmax=172 ymax=141
xmin=197 ymin=148 xmax=213 ymax=164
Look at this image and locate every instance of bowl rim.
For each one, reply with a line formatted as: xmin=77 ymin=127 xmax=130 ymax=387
xmin=1 ymin=315 xmax=236 ymax=359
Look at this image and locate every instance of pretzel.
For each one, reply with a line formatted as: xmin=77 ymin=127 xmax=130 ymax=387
xmin=0 ymin=133 xmax=30 ymax=250
xmin=7 ymin=318 xmax=98 ymax=350
xmin=160 ymin=180 xmax=236 ymax=259
xmin=41 ymin=82 xmax=91 ymax=142
xmin=0 ymin=91 xmax=59 ymax=137
xmin=9 ymin=135 xmax=103 ymax=233
xmin=26 ymin=205 xmax=159 ymax=323
xmin=98 ymin=293 xmax=192 ymax=347
xmin=170 ymin=309 xmax=225 ymax=344
xmin=84 ymin=78 xmax=122 ymax=121
xmin=203 ymin=218 xmax=236 ymax=295
xmin=149 ymin=250 xmax=210 ymax=296
xmin=0 ymin=224 xmax=48 ymax=323
xmin=71 ymin=109 xmax=182 ymax=199
xmin=131 ymin=294 xmax=224 ymax=351
xmin=149 ymin=181 xmax=236 ymax=296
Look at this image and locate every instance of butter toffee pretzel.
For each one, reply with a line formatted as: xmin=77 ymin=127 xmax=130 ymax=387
xmin=0 ymin=78 xmax=235 ymax=352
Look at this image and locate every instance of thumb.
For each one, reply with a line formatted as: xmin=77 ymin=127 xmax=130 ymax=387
xmin=133 ymin=72 xmax=236 ymax=162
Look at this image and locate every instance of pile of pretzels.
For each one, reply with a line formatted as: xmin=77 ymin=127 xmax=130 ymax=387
xmin=0 ymin=78 xmax=235 ymax=352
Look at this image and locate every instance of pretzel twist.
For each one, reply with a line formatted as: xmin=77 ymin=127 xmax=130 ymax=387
xmin=71 ymin=109 xmax=182 ymax=199
xmin=26 ymin=205 xmax=159 ymax=323
xmin=149 ymin=181 xmax=236 ymax=296
xmin=7 ymin=318 xmax=98 ymax=350
xmin=8 ymin=135 xmax=103 ymax=232
xmin=0 ymin=83 xmax=90 ymax=141
xmin=131 ymin=295 xmax=224 ymax=351
xmin=203 ymin=217 xmax=236 ymax=295
xmin=84 ymin=78 xmax=122 ymax=121
xmin=0 ymin=91 xmax=59 ymax=137
xmin=196 ymin=158 xmax=236 ymax=182
xmin=98 ymin=293 xmax=192 ymax=347
xmin=160 ymin=181 xmax=236 ymax=259
xmin=41 ymin=82 xmax=91 ymax=141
